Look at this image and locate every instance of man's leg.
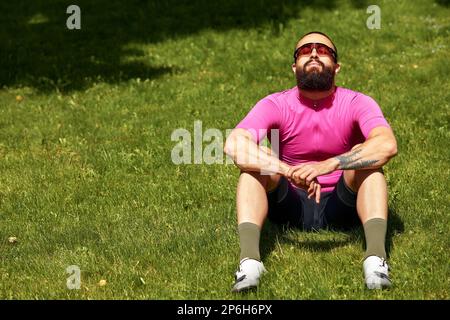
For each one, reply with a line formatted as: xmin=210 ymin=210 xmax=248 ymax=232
xmin=343 ymin=167 xmax=388 ymax=258
xmin=236 ymin=170 xmax=280 ymax=261
xmin=231 ymin=169 xmax=280 ymax=293
xmin=343 ymin=164 xmax=392 ymax=289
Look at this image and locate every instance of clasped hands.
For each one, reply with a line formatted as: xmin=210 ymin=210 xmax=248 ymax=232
xmin=284 ymin=159 xmax=337 ymax=204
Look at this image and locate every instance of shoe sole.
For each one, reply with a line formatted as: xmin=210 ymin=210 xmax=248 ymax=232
xmin=366 ymin=282 xmax=392 ymax=290
xmin=231 ymin=284 xmax=258 ymax=293
xmin=365 ymin=277 xmax=392 ymax=290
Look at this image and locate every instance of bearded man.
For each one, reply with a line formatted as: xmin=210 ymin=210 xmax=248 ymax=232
xmin=224 ymin=31 xmax=398 ymax=292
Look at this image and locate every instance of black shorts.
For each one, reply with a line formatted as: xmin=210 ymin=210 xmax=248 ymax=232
xmin=267 ymin=174 xmax=360 ymax=231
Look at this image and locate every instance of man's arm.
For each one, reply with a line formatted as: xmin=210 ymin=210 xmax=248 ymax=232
xmin=224 ymin=128 xmax=290 ymax=176
xmin=288 ymin=126 xmax=398 ymax=184
xmin=225 ymin=128 xmax=322 ymax=203
xmin=332 ymin=126 xmax=398 ymax=170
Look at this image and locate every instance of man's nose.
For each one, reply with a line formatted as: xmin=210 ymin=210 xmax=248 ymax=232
xmin=310 ymin=48 xmax=319 ymax=58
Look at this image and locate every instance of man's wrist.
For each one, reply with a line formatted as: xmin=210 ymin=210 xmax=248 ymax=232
xmin=279 ymin=162 xmax=291 ymax=176
xmin=326 ymin=157 xmax=340 ymax=172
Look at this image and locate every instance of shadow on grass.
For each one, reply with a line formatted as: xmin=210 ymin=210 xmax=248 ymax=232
xmin=435 ymin=0 xmax=450 ymax=7
xmin=0 ymin=0 xmax=379 ymax=93
xmin=260 ymin=207 xmax=404 ymax=260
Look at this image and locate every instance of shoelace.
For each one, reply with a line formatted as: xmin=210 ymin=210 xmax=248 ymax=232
xmin=234 ymin=265 xmax=246 ymax=282
xmin=375 ymin=258 xmax=392 ymax=282
xmin=379 ymin=258 xmax=390 ymax=271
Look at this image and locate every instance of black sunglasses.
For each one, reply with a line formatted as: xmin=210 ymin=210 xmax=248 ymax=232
xmin=293 ymin=43 xmax=338 ymax=63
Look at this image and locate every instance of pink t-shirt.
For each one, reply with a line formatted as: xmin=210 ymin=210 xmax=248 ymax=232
xmin=236 ymin=86 xmax=391 ymax=192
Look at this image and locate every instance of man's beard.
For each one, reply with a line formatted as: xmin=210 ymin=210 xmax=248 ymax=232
xmin=296 ymin=60 xmax=335 ymax=91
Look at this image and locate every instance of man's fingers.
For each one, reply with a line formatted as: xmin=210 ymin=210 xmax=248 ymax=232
xmin=288 ymin=166 xmax=300 ymax=179
xmin=306 ymin=171 xmax=319 ymax=184
xmin=315 ymin=183 xmax=321 ymax=204
xmin=309 ymin=183 xmax=316 ymax=199
xmin=288 ymin=165 xmax=297 ymax=177
xmin=292 ymin=172 xmax=304 ymax=186
xmin=295 ymin=169 xmax=313 ymax=186
xmin=299 ymin=167 xmax=313 ymax=180
xmin=300 ymin=168 xmax=318 ymax=185
xmin=288 ymin=164 xmax=305 ymax=176
xmin=307 ymin=181 xmax=315 ymax=198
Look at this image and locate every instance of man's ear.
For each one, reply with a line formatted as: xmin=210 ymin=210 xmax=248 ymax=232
xmin=292 ymin=63 xmax=296 ymax=74
xmin=334 ymin=63 xmax=341 ymax=74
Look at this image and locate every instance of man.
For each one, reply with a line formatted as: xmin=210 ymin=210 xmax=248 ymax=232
xmin=224 ymin=31 xmax=398 ymax=292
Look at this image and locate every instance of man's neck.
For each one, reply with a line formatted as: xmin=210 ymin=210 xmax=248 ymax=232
xmin=298 ymin=85 xmax=336 ymax=101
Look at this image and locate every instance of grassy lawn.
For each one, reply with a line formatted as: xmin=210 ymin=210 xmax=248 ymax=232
xmin=0 ymin=0 xmax=448 ymax=299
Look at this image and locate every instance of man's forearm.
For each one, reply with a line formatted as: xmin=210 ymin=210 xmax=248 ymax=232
xmin=224 ymin=134 xmax=290 ymax=175
xmin=331 ymin=134 xmax=397 ymax=170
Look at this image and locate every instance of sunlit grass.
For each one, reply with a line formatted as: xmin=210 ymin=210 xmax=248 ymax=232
xmin=0 ymin=0 xmax=448 ymax=299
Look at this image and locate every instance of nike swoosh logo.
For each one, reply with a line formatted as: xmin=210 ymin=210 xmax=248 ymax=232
xmin=374 ymin=271 xmax=390 ymax=281
xmin=235 ymin=275 xmax=246 ymax=283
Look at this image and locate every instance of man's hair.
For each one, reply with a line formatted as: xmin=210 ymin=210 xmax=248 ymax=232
xmin=296 ymin=31 xmax=338 ymax=62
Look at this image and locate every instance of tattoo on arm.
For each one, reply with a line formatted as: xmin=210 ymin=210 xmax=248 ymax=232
xmin=338 ymin=159 xmax=379 ymax=170
xmin=335 ymin=148 xmax=379 ymax=170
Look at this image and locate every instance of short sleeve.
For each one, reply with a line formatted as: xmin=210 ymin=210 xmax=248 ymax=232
xmin=235 ymin=97 xmax=282 ymax=143
xmin=351 ymin=94 xmax=391 ymax=138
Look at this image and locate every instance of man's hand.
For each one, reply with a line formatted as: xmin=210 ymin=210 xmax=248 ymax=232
xmin=287 ymin=159 xmax=338 ymax=184
xmin=286 ymin=174 xmax=321 ymax=203
xmin=286 ymin=159 xmax=339 ymax=203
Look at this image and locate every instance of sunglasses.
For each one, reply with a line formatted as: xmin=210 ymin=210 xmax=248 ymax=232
xmin=293 ymin=43 xmax=338 ymax=63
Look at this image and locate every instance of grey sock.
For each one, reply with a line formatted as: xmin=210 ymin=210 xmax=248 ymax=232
xmin=363 ymin=218 xmax=387 ymax=260
xmin=238 ymin=222 xmax=261 ymax=262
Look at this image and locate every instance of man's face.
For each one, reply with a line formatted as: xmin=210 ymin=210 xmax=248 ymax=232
xmin=292 ymin=34 xmax=340 ymax=91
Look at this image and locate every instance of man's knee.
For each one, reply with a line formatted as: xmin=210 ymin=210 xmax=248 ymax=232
xmin=239 ymin=170 xmax=281 ymax=192
xmin=344 ymin=167 xmax=384 ymax=192
xmin=357 ymin=167 xmax=384 ymax=177
xmin=238 ymin=145 xmax=281 ymax=191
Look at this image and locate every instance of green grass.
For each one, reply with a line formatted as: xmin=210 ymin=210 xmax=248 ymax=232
xmin=0 ymin=0 xmax=449 ymax=299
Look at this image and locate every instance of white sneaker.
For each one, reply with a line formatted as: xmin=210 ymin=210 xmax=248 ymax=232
xmin=231 ymin=258 xmax=266 ymax=293
xmin=363 ymin=256 xmax=392 ymax=289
